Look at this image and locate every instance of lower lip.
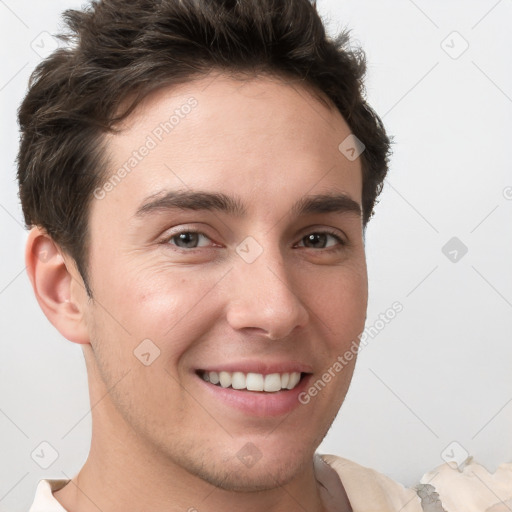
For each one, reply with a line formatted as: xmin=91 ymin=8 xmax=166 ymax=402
xmin=195 ymin=373 xmax=312 ymax=417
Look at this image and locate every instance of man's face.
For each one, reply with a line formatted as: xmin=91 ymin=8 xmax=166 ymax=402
xmin=80 ymin=73 xmax=367 ymax=490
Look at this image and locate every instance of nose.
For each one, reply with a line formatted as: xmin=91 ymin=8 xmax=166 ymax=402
xmin=225 ymin=242 xmax=309 ymax=341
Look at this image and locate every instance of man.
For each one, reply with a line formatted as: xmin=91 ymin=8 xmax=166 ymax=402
xmin=17 ymin=0 xmax=449 ymax=510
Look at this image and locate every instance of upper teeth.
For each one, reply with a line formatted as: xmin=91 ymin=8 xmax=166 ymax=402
xmin=201 ymin=371 xmax=302 ymax=392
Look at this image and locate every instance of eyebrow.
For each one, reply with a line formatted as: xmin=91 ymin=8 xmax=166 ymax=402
xmin=134 ymin=190 xmax=362 ymax=220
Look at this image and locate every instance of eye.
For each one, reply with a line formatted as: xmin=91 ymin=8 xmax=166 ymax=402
xmin=166 ymin=230 xmax=213 ymax=249
xmin=297 ymin=230 xmax=345 ymax=250
xmin=162 ymin=228 xmax=346 ymax=252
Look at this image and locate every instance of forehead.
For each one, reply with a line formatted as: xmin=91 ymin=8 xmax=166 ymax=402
xmin=96 ymin=72 xmax=362 ymax=222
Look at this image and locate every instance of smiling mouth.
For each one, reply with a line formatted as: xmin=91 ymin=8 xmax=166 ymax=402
xmin=196 ymin=370 xmax=308 ymax=392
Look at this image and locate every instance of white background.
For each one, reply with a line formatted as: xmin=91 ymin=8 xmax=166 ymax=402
xmin=1 ymin=0 xmax=511 ymax=509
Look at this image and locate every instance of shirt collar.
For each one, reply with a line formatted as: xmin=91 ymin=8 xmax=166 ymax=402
xmin=28 ymin=478 xmax=70 ymax=512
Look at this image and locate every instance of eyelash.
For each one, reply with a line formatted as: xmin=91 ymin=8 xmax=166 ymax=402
xmin=161 ymin=228 xmax=346 ymax=252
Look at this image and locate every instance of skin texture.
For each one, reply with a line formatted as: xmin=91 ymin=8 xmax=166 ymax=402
xmin=26 ymin=72 xmax=366 ymax=512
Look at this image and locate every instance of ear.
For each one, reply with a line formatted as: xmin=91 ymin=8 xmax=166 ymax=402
xmin=25 ymin=226 xmax=90 ymax=345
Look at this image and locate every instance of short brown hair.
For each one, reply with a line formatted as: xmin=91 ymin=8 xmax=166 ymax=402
xmin=17 ymin=0 xmax=391 ymax=297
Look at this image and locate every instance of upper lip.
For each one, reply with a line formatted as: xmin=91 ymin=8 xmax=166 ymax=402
xmin=196 ymin=361 xmax=313 ymax=375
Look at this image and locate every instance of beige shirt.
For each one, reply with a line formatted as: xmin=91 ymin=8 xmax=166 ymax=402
xmin=28 ymin=454 xmax=512 ymax=511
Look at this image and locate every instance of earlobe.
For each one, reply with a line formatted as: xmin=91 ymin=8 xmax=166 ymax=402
xmin=25 ymin=227 xmax=90 ymax=345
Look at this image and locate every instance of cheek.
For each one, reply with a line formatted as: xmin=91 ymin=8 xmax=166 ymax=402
xmin=113 ymin=269 xmax=221 ymax=360
xmin=306 ymin=263 xmax=368 ymax=336
xmin=89 ymin=258 xmax=202 ymax=348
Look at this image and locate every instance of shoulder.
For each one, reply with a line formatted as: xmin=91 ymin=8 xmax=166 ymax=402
xmin=320 ymin=453 xmax=423 ymax=512
xmin=321 ymin=453 xmax=512 ymax=512
xmin=420 ymin=458 xmax=512 ymax=512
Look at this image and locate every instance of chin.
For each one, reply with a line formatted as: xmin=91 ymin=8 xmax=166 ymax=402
xmin=174 ymin=440 xmax=313 ymax=493
xmin=196 ymin=456 xmax=306 ymax=492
